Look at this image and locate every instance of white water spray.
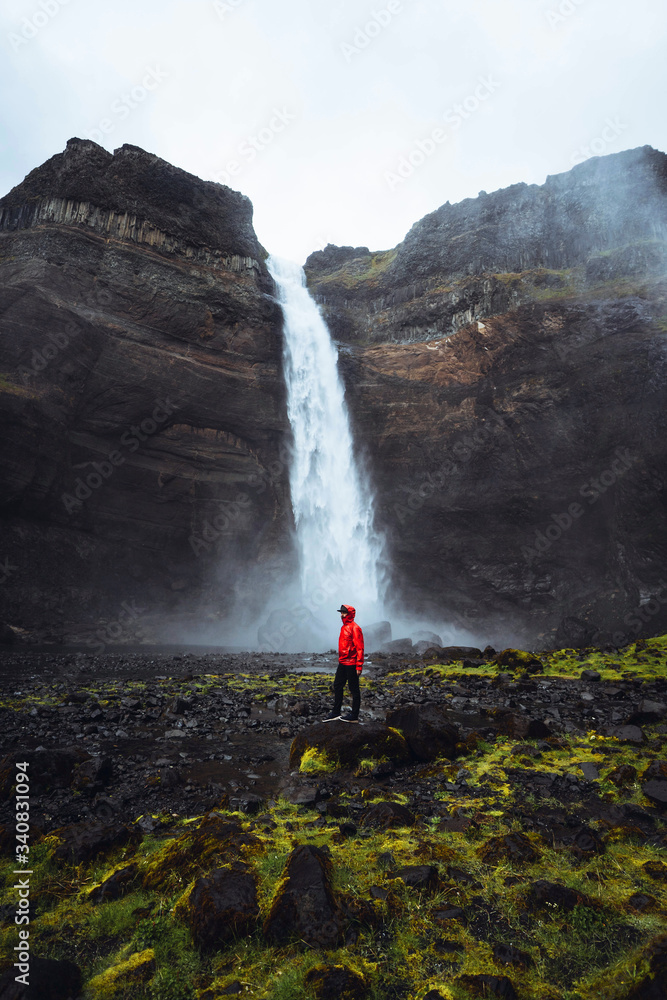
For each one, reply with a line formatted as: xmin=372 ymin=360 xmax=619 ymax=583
xmin=268 ymin=256 xmax=386 ymax=622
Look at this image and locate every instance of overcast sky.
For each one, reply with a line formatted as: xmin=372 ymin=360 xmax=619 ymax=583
xmin=0 ymin=0 xmax=665 ymax=262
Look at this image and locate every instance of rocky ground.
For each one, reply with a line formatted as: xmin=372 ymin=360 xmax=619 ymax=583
xmin=0 ymin=638 xmax=665 ymax=1000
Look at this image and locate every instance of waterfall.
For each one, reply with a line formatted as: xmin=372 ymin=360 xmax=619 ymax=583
xmin=268 ymin=256 xmax=386 ymax=622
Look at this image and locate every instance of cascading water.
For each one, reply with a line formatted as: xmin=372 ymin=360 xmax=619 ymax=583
xmin=267 ymin=256 xmax=386 ymax=624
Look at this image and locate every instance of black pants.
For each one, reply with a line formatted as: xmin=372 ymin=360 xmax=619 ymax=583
xmin=332 ymin=663 xmax=360 ymax=718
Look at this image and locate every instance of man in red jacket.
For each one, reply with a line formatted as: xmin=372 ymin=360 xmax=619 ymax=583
xmin=323 ymin=604 xmax=364 ymax=722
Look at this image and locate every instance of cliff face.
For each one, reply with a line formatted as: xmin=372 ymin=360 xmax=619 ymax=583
xmin=307 ymin=147 xmax=667 ymax=644
xmin=0 ymin=139 xmax=292 ymax=641
xmin=305 ymin=146 xmax=667 ymax=345
xmin=2 ymin=141 xmax=666 ymax=648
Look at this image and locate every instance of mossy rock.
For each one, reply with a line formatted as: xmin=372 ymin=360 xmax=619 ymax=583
xmin=478 ymin=832 xmax=540 ymax=866
xmin=176 ymin=862 xmax=259 ymax=949
xmin=263 ymin=844 xmax=344 ymax=948
xmin=304 ymin=964 xmax=370 ymax=999
xmin=456 ymin=973 xmax=518 ymax=999
xmin=141 ymin=814 xmax=261 ymax=891
xmin=493 ymin=649 xmax=543 ymax=672
xmin=88 ymin=949 xmax=155 ymax=997
xmin=289 ymin=722 xmax=410 ymax=770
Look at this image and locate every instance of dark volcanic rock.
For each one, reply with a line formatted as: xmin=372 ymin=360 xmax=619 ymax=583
xmin=52 ymin=820 xmax=140 ymax=864
xmin=289 ymin=721 xmax=410 ymax=770
xmin=440 ymin=645 xmax=483 ymax=660
xmin=456 ymin=974 xmax=518 ymax=999
xmin=643 ymin=784 xmax=667 ymax=811
xmin=381 ymin=638 xmax=413 ymax=654
xmin=181 ymin=863 xmax=259 ymax=949
xmin=263 ymin=845 xmax=344 ymax=948
xmin=0 ymin=957 xmax=81 ymax=1000
xmin=304 ymin=965 xmax=369 ymax=1000
xmin=0 ymin=749 xmax=89 ymax=798
xmin=493 ymin=649 xmax=543 ymax=672
xmin=385 ymin=704 xmax=459 ymax=762
xmin=608 ymin=764 xmax=638 ymax=786
xmin=364 ymin=621 xmax=392 ymax=650
xmin=613 ymin=726 xmax=645 ymax=745
xmin=88 ymin=863 xmax=138 ymax=903
xmin=525 ymin=879 xmax=597 ymax=914
xmin=478 ymin=833 xmax=539 ymax=865
xmin=359 ymin=801 xmax=415 ymax=829
xmin=492 ymin=943 xmax=533 ymax=969
xmin=395 ymin=864 xmax=442 ymax=892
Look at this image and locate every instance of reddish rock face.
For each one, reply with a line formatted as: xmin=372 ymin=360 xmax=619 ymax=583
xmin=306 ymin=147 xmax=667 ymax=646
xmin=0 ymin=139 xmax=293 ymax=638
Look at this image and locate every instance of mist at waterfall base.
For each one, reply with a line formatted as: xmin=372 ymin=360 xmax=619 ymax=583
xmin=178 ymin=257 xmax=481 ymax=656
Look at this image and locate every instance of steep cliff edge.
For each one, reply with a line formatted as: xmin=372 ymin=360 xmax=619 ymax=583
xmin=0 ymin=139 xmax=291 ymax=642
xmin=306 ymin=147 xmax=667 ymax=644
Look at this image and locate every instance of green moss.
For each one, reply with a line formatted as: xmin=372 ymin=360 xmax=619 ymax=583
xmin=306 ymin=248 xmax=398 ymax=292
xmin=298 ymin=746 xmax=337 ymax=774
xmin=87 ymin=948 xmax=156 ymax=998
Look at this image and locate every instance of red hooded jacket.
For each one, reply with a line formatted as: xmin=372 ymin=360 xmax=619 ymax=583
xmin=338 ymin=605 xmax=364 ymax=672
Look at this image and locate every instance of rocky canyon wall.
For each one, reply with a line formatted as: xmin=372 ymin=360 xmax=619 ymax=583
xmin=1 ymin=140 xmax=666 ymax=648
xmin=305 ymin=147 xmax=667 ymax=646
xmin=0 ymin=139 xmax=292 ymax=644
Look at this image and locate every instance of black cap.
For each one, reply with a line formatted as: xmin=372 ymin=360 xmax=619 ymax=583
xmin=336 ymin=605 xmax=348 ymax=613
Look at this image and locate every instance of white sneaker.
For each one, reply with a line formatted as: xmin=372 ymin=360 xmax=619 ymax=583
xmin=322 ymin=715 xmax=341 ymax=722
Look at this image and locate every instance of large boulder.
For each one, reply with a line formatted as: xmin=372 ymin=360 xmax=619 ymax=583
xmin=359 ymin=801 xmax=416 ymax=829
xmin=0 ymin=749 xmax=90 ymax=799
xmin=493 ymin=649 xmax=543 ymax=672
xmin=380 ymin=638 xmax=413 ymax=654
xmin=179 ymin=863 xmax=259 ymax=949
xmin=386 ymin=704 xmax=460 ymax=762
xmin=52 ymin=820 xmax=140 ymax=864
xmin=440 ymin=646 xmax=483 ymax=660
xmin=289 ymin=722 xmax=411 ymax=770
xmin=525 ymin=879 xmax=597 ymax=914
xmin=478 ymin=833 xmax=540 ymax=866
xmin=263 ymin=845 xmax=344 ymax=948
xmin=411 ymin=629 xmax=442 ymax=647
xmin=364 ymin=621 xmax=392 ymax=650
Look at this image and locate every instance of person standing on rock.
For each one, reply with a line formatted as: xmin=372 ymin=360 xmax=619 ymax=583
xmin=323 ymin=604 xmax=365 ymax=723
